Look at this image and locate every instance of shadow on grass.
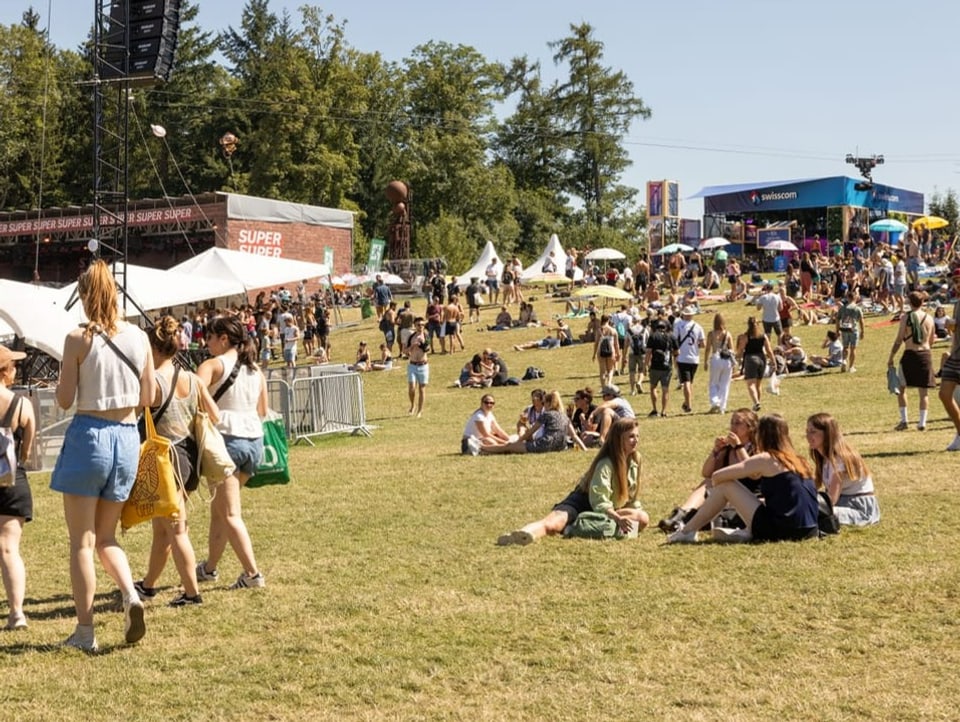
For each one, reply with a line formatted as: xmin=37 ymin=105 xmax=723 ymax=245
xmin=24 ymin=590 xmax=127 ymax=622
xmin=862 ymin=449 xmax=936 ymax=459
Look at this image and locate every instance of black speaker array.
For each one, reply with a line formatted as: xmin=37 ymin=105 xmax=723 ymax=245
xmin=101 ymin=0 xmax=181 ymax=85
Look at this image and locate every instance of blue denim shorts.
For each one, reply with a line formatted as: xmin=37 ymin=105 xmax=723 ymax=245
xmin=49 ymin=415 xmax=140 ymax=502
xmin=223 ymin=434 xmax=264 ymax=477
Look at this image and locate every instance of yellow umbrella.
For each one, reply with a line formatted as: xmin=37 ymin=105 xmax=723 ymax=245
xmin=523 ymin=272 xmax=572 ymax=286
xmin=912 ymin=215 xmax=949 ymax=230
xmin=573 ymin=285 xmax=633 ymax=301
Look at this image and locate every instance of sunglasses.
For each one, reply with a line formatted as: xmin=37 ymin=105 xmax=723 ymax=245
xmin=483 ymin=400 xmax=495 ymax=406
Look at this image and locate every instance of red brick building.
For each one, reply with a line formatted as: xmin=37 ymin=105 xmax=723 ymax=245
xmin=0 ymin=192 xmax=354 ymax=291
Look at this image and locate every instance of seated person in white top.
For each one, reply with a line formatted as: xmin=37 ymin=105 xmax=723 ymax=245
xmin=462 ymin=394 xmax=511 ymax=454
xmin=808 ymin=330 xmax=843 ymax=368
xmin=806 ymin=412 xmax=880 ymax=526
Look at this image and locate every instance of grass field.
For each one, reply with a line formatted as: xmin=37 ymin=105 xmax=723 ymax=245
xmin=3 ymin=288 xmax=960 ymax=721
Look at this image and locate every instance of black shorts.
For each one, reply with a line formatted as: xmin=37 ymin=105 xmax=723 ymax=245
xmin=0 ymin=467 xmax=32 ymax=521
xmin=751 ymin=505 xmax=818 ymax=542
xmin=743 ymin=354 xmax=766 ymax=380
xmin=677 ymin=362 xmax=698 ymax=384
xmin=552 ymin=488 xmax=592 ymax=520
xmin=941 ymin=354 xmax=960 ymax=384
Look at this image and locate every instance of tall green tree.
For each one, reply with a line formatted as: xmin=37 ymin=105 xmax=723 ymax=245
xmin=0 ymin=13 xmax=65 ymax=210
xmin=928 ymin=189 xmax=959 ymax=236
xmin=548 ymin=23 xmax=650 ymax=236
xmin=398 ymin=41 xmax=519 ymax=260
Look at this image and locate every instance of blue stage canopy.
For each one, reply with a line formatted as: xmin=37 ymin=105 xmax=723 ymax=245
xmin=690 ymin=176 xmax=923 ymax=215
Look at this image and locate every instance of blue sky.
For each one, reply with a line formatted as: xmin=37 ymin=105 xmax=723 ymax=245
xmin=4 ymin=0 xmax=959 ymax=220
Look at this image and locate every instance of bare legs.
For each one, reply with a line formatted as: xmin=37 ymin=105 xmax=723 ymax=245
xmin=0 ymin=515 xmax=26 ymax=626
xmin=675 ymin=481 xmax=761 ymax=535
xmin=204 ymin=472 xmax=259 ymax=579
xmin=62 ymin=494 xmax=136 ymax=626
xmin=142 ymin=493 xmax=199 ymax=597
xmin=408 ymin=381 xmax=426 ymax=417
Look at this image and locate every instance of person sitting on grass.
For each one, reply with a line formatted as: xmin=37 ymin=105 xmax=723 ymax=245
xmin=513 ymin=319 xmax=573 ymax=351
xmin=487 ymin=306 xmax=513 ymax=331
xmin=371 ymin=343 xmax=393 ymax=370
xmin=805 ymin=412 xmax=880 ymax=527
xmin=462 ymin=394 xmax=512 ymax=455
xmin=657 ymin=408 xmax=759 ymax=534
xmin=587 ymin=385 xmax=636 ymax=444
xmin=518 ymin=302 xmax=540 ymax=327
xmin=667 ymin=414 xmax=819 ymax=544
xmin=496 ymin=418 xmax=649 ymax=545
xmin=482 ymin=390 xmax=585 ymax=455
xmin=808 ymin=330 xmax=843 ymax=369
xmin=349 ymin=341 xmax=372 ymax=372
xmin=457 ymin=354 xmax=488 ymax=388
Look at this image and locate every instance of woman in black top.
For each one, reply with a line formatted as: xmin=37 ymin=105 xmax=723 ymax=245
xmin=736 ymin=316 xmax=775 ymax=412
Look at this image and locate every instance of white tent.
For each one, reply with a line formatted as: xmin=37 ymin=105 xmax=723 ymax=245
xmin=520 ymin=234 xmax=583 ymax=283
xmin=455 ymin=240 xmax=504 ymax=288
xmin=57 ymin=262 xmax=246 ymax=315
xmin=0 ymin=280 xmax=85 ymax=360
xmin=169 ymin=246 xmax=330 ymax=291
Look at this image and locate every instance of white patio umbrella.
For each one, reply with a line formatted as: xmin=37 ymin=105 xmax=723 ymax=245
xmin=584 ymin=247 xmax=626 ymax=261
xmin=654 ymin=242 xmax=695 ymax=255
xmin=699 ymin=237 xmax=730 ymax=250
xmin=762 ymin=240 xmax=799 ymax=252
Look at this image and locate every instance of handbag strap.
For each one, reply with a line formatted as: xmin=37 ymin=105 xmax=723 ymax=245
xmin=152 ymin=365 xmax=180 ymax=424
xmin=142 ymin=405 xmax=158 ymax=440
xmin=99 ymin=331 xmax=140 ymax=380
xmin=212 ymin=357 xmax=241 ymax=403
xmin=0 ymin=396 xmax=21 ymax=427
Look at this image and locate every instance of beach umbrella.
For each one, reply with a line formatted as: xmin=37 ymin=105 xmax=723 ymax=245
xmin=654 ymin=242 xmax=694 ymax=255
xmin=699 ymin=237 xmax=730 ymax=250
xmin=584 ymin=247 xmax=626 ymax=261
xmin=572 ymin=285 xmax=633 ymax=300
xmin=762 ymin=240 xmax=799 ymax=252
xmin=912 ymin=215 xmax=949 ymax=230
xmin=869 ymin=219 xmax=908 ymax=233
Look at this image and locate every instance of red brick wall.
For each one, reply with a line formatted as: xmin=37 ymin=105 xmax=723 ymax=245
xmin=223 ymin=219 xmax=353 ymax=302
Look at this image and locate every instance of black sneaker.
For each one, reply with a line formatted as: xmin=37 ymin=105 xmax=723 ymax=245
xmin=647 ymin=410 xmax=659 ymax=418
xmin=133 ymin=580 xmax=158 ymax=600
xmin=169 ymin=593 xmax=203 ymax=607
xmin=682 ymin=403 xmax=692 ymax=413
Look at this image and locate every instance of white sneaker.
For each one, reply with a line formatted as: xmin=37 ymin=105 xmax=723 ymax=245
xmin=466 ymin=436 xmax=481 ymax=456
xmin=124 ymin=596 xmax=146 ymax=644
xmin=63 ymin=625 xmax=98 ymax=653
xmin=711 ymin=526 xmax=753 ymax=543
xmin=848 ymin=366 xmax=857 ymax=373
xmin=666 ymin=525 xmax=698 ymax=544
xmin=947 ymin=435 xmax=960 ymax=452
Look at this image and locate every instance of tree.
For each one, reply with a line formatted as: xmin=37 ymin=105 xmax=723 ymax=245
xmin=397 ymin=41 xmax=519 ymax=260
xmin=928 ymin=189 xmax=959 ymax=236
xmin=547 ymin=23 xmax=651 ymax=234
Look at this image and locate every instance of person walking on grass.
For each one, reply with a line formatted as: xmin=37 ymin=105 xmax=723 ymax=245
xmin=836 ymin=289 xmax=864 ymax=372
xmin=938 ymin=269 xmax=960 ymax=451
xmin=888 ymin=291 xmax=936 ymax=432
xmin=673 ymin=305 xmax=705 ymax=413
xmin=644 ymin=319 xmax=678 ymax=417
xmin=196 ymin=316 xmax=267 ymax=591
xmin=0 ymin=346 xmax=36 ymax=631
xmin=51 ymin=260 xmax=156 ymax=652
xmin=404 ymin=317 xmax=430 ymax=417
xmin=496 ymin=418 xmax=648 ymax=545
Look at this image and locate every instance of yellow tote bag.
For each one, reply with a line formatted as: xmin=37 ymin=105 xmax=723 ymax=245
xmin=121 ymin=407 xmax=179 ymax=531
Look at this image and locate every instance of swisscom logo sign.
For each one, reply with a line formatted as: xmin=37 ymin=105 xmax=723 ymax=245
xmin=750 ymin=189 xmax=798 ymax=205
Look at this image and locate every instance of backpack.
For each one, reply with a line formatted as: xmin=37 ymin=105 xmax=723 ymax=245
xmin=0 ymin=397 xmax=22 ymax=487
xmin=629 ymin=329 xmax=645 ymax=356
xmin=615 ymin=319 xmax=626 ymax=339
xmin=599 ymin=335 xmax=615 ymax=357
xmin=522 ymin=366 xmax=545 ymax=381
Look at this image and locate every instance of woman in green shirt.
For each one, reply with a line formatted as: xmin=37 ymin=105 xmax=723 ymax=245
xmin=496 ymin=418 xmax=648 ymax=545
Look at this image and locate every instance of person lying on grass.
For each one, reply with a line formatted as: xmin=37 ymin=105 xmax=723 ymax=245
xmin=497 ymin=418 xmax=648 ymax=545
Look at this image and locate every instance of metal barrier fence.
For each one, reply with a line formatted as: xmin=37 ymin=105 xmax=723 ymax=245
xmin=21 ymin=365 xmax=371 ymax=472
xmin=263 ymin=365 xmax=372 ymax=443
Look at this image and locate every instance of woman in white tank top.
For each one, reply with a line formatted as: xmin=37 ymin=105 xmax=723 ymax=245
xmin=195 ymin=315 xmax=268 ymax=590
xmin=50 ymin=260 xmax=156 ymax=652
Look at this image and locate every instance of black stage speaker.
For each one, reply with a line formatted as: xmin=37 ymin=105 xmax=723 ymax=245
xmin=102 ymin=0 xmax=181 ymax=85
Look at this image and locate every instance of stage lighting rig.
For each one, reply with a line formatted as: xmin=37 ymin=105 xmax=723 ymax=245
xmin=845 ymin=153 xmax=884 ymax=190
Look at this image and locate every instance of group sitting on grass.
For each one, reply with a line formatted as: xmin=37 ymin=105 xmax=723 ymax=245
xmin=490 ymin=403 xmax=878 ymax=546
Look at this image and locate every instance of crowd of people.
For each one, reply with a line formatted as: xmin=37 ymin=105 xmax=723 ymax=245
xmin=3 ymin=261 xmax=272 ymax=652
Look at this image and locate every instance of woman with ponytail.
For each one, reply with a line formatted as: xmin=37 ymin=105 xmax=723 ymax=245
xmin=668 ymin=414 xmax=818 ymax=544
xmin=51 ymin=260 xmax=156 ymax=651
xmin=496 ymin=418 xmax=648 ymax=545
xmin=195 ymin=315 xmax=267 ymax=590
